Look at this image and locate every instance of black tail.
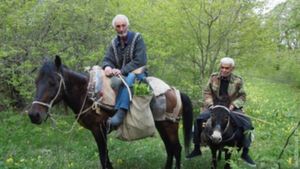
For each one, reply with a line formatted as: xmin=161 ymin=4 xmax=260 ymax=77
xmin=180 ymin=92 xmax=193 ymax=155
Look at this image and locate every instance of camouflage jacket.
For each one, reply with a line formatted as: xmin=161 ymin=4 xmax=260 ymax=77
xmin=203 ymin=72 xmax=246 ymax=109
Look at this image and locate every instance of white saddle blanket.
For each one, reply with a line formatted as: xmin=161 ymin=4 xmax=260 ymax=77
xmin=146 ymin=76 xmax=171 ymax=96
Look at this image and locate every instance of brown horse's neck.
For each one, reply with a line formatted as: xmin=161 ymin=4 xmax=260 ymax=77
xmin=62 ymin=68 xmax=89 ymax=114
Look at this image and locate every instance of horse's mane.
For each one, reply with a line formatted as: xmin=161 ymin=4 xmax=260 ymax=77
xmin=38 ymin=60 xmax=88 ymax=113
xmin=39 ymin=61 xmax=58 ymax=75
xmin=39 ymin=60 xmax=87 ymax=79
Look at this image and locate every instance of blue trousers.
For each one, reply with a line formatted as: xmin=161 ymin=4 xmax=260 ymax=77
xmin=115 ymin=73 xmax=145 ymax=110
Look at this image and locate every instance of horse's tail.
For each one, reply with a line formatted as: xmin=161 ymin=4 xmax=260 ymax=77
xmin=180 ymin=92 xmax=193 ymax=155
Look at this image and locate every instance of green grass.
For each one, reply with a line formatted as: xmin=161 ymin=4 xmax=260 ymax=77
xmin=0 ymin=77 xmax=299 ymax=169
xmin=244 ymin=78 xmax=300 ymax=169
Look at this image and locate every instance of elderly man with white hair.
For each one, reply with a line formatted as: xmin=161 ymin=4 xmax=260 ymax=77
xmin=102 ymin=14 xmax=147 ymax=132
xmin=186 ymin=57 xmax=256 ymax=167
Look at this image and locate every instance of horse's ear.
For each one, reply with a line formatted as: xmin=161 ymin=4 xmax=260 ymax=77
xmin=43 ymin=57 xmax=50 ymax=63
xmin=54 ymin=55 xmax=62 ymax=68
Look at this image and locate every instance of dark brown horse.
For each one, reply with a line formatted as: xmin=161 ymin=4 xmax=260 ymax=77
xmin=201 ymin=105 xmax=244 ymax=169
xmin=28 ymin=55 xmax=193 ymax=169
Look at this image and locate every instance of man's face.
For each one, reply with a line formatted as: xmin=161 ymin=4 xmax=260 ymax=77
xmin=220 ymin=63 xmax=234 ymax=77
xmin=114 ymin=19 xmax=128 ymax=37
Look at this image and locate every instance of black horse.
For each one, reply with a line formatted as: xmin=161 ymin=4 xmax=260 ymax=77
xmin=201 ymin=105 xmax=243 ymax=169
xmin=28 ymin=55 xmax=193 ymax=169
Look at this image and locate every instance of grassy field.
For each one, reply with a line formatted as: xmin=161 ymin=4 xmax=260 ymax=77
xmin=0 ymin=78 xmax=299 ymax=169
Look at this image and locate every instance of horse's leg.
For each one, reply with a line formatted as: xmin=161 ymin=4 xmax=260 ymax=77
xmin=218 ymin=149 xmax=222 ymax=161
xmin=91 ymin=125 xmax=113 ymax=169
xmin=210 ymin=148 xmax=217 ymax=169
xmin=224 ymin=148 xmax=232 ymax=169
xmin=155 ymin=121 xmax=182 ymax=169
xmin=171 ymin=122 xmax=182 ymax=169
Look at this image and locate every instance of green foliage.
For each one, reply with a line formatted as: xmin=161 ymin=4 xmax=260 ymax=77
xmin=1 ymin=77 xmax=299 ymax=169
xmin=244 ymin=78 xmax=300 ymax=169
xmin=246 ymin=0 xmax=300 ymax=89
xmin=0 ymin=0 xmax=113 ymax=108
xmin=0 ymin=0 xmax=299 ymax=118
xmin=0 ymin=0 xmax=299 ymax=168
xmin=133 ymin=82 xmax=151 ymax=96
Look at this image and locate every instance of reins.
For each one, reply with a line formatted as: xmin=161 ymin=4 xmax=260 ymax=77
xmin=208 ymin=105 xmax=234 ymax=143
xmin=207 ymin=116 xmax=236 ymax=143
xmin=223 ymin=116 xmax=231 ymax=134
xmin=32 ymin=73 xmax=66 ymax=120
xmin=31 ymin=72 xmax=93 ymax=134
xmin=118 ymin=74 xmax=132 ymax=101
xmin=231 ymin=110 xmax=274 ymax=125
xmin=211 ymin=105 xmax=231 ymax=134
xmin=222 ymin=130 xmax=237 ymax=143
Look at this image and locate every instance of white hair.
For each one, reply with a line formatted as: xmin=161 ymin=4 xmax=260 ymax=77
xmin=112 ymin=14 xmax=130 ymax=28
xmin=220 ymin=57 xmax=235 ymax=67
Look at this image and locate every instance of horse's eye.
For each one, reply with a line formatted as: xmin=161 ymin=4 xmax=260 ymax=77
xmin=224 ymin=116 xmax=229 ymax=122
xmin=211 ymin=113 xmax=216 ymax=120
xmin=48 ymin=80 xmax=56 ymax=86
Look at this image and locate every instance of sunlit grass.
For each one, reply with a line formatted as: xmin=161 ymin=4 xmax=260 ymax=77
xmin=245 ymin=78 xmax=300 ymax=169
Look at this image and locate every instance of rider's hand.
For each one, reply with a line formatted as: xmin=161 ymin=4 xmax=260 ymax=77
xmin=112 ymin=68 xmax=121 ymax=76
xmin=104 ymin=67 xmax=113 ymax=76
xmin=229 ymin=104 xmax=235 ymax=111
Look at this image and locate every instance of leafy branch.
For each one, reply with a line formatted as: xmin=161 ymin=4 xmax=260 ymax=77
xmin=277 ymin=121 xmax=300 ymax=169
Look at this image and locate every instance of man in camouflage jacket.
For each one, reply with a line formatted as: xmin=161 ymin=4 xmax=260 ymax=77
xmin=186 ymin=57 xmax=256 ymax=167
xmin=203 ymin=72 xmax=246 ymax=110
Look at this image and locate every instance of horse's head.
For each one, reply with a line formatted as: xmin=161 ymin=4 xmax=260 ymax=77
xmin=28 ymin=55 xmax=65 ymax=124
xmin=209 ymin=105 xmax=231 ymax=144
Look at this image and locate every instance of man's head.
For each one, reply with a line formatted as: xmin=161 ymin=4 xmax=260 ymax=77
xmin=219 ymin=57 xmax=235 ymax=77
xmin=112 ymin=14 xmax=129 ymax=37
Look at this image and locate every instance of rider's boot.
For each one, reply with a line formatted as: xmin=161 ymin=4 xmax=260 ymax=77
xmin=241 ymin=147 xmax=256 ymax=167
xmin=186 ymin=143 xmax=202 ymax=159
xmin=186 ymin=119 xmax=203 ymax=159
xmin=106 ymin=108 xmax=127 ymax=134
xmin=241 ymin=131 xmax=256 ymax=167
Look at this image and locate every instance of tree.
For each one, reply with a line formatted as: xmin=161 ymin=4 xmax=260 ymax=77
xmin=0 ymin=0 xmax=112 ymax=108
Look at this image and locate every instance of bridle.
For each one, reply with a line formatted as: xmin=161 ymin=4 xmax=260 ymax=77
xmin=30 ymin=71 xmax=101 ymax=134
xmin=31 ymin=72 xmax=66 ymax=120
xmin=209 ymin=105 xmax=235 ymax=143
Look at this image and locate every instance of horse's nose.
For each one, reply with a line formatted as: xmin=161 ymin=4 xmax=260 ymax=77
xmin=28 ymin=112 xmax=43 ymax=124
xmin=211 ymin=130 xmax=222 ymax=143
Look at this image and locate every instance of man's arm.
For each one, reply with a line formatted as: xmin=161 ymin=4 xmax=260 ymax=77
xmin=203 ymin=76 xmax=214 ymax=108
xmin=231 ymin=78 xmax=246 ymax=109
xmin=102 ymin=45 xmax=117 ymax=70
xmin=102 ymin=44 xmax=118 ymax=76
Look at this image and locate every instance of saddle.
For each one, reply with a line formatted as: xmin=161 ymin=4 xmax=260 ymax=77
xmin=87 ymin=66 xmax=116 ymax=111
xmin=87 ymin=66 xmax=182 ymax=120
xmin=87 ymin=66 xmax=182 ymax=140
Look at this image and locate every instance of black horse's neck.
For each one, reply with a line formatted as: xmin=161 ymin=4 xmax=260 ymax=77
xmin=62 ymin=68 xmax=89 ymax=114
